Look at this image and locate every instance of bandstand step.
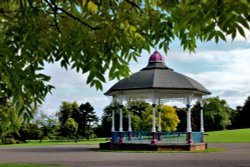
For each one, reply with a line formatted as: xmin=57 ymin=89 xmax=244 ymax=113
xmin=99 ymin=142 xmax=207 ymax=151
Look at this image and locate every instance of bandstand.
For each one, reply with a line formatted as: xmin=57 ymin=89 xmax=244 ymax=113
xmin=101 ymin=51 xmax=211 ymax=151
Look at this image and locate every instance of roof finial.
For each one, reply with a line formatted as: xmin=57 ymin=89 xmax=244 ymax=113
xmin=149 ymin=51 xmax=165 ymax=63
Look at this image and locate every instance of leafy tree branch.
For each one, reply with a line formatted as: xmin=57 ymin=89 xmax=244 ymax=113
xmin=0 ymin=0 xmax=249 ymax=119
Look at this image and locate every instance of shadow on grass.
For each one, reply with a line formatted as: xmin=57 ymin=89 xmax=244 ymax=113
xmin=3 ymin=147 xmax=95 ymax=153
xmin=90 ymin=147 xmax=225 ymax=153
xmin=0 ymin=164 xmax=64 ymax=167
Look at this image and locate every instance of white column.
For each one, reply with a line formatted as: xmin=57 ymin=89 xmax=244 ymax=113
xmin=158 ymin=99 xmax=161 ymax=132
xmin=128 ymin=111 xmax=132 ymax=131
xmin=151 ymin=97 xmax=157 ymax=144
xmin=158 ymin=110 xmax=161 ymax=132
xmin=111 ymin=98 xmax=115 ymax=132
xmin=186 ymin=96 xmax=192 ymax=144
xmin=152 ymin=100 xmax=156 ymax=133
xmin=199 ymin=98 xmax=205 ymax=143
xmin=119 ymin=96 xmax=123 ymax=132
xmin=127 ymin=99 xmax=132 ymax=132
xmin=186 ymin=97 xmax=192 ymax=133
xmin=199 ymin=99 xmax=204 ymax=132
xmin=118 ymin=96 xmax=124 ymax=144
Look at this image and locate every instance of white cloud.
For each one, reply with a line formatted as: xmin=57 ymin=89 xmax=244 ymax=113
xmin=168 ymin=49 xmax=249 ymax=64
xmin=41 ymin=87 xmax=110 ymax=118
xmin=41 ymin=62 xmax=108 ymax=117
xmin=43 ymin=62 xmax=89 ymax=89
xmin=40 ymin=45 xmax=250 ymax=118
xmin=182 ymin=49 xmax=250 ymax=108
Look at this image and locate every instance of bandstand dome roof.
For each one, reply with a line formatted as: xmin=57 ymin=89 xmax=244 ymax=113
xmin=105 ymin=51 xmax=211 ymax=99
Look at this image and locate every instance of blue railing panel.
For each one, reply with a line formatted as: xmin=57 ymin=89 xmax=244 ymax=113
xmin=192 ymin=132 xmax=202 ymax=143
xmin=111 ymin=131 xmax=118 ymax=143
xmin=111 ymin=131 xmax=203 ymax=144
xmin=132 ymin=131 xmax=152 ymax=144
xmin=160 ymin=132 xmax=187 ymax=144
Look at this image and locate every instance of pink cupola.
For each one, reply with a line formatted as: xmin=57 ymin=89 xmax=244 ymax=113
xmin=149 ymin=51 xmax=165 ymax=62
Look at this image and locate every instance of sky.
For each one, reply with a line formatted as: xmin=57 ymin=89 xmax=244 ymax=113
xmin=41 ymin=32 xmax=250 ymax=118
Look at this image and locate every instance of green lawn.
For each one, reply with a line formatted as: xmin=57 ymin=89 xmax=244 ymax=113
xmin=2 ymin=130 xmax=250 ymax=167
xmin=205 ymin=128 xmax=250 ymax=142
xmin=1 ymin=129 xmax=249 ymax=147
xmin=0 ymin=138 xmax=107 ymax=147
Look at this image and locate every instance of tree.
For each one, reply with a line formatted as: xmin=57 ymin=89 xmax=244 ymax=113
xmin=128 ymin=100 xmax=151 ymax=119
xmin=227 ymin=106 xmax=239 ymax=130
xmin=141 ymin=105 xmax=180 ymax=132
xmin=202 ymin=97 xmax=232 ymax=131
xmin=57 ymin=101 xmax=77 ymax=138
xmin=234 ymin=96 xmax=250 ymax=128
xmin=160 ymin=105 xmax=180 ymax=132
xmin=62 ymin=118 xmax=78 ymax=141
xmin=0 ymin=102 xmax=22 ymax=144
xmin=1 ymin=0 xmax=249 ymax=118
xmin=57 ymin=101 xmax=78 ymax=125
xmin=99 ymin=100 xmax=147 ymax=137
xmin=99 ymin=103 xmax=114 ymax=137
xmin=57 ymin=101 xmax=98 ymax=140
xmin=240 ymin=96 xmax=250 ymax=128
xmin=175 ymin=107 xmax=187 ymax=132
xmin=100 ymin=101 xmax=128 ymax=137
xmin=191 ymin=103 xmax=203 ymax=131
xmin=15 ymin=111 xmax=58 ymax=142
xmin=74 ymin=102 xmax=98 ymax=140
xmin=18 ymin=123 xmax=40 ymax=142
xmin=35 ymin=113 xmax=59 ymax=143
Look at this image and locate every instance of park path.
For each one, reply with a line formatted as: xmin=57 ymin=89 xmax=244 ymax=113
xmin=0 ymin=143 xmax=250 ymax=167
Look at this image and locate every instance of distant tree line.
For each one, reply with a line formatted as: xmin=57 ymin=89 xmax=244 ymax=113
xmin=96 ymin=96 xmax=250 ymax=137
xmin=1 ymin=96 xmax=250 ymax=144
xmin=0 ymin=101 xmax=98 ymax=144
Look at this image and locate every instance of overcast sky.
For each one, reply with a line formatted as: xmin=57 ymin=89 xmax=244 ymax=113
xmin=41 ymin=32 xmax=250 ymax=118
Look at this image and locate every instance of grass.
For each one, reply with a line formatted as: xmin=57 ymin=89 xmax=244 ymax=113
xmin=0 ymin=138 xmax=107 ymax=147
xmin=205 ymin=128 xmax=250 ymax=142
xmin=3 ymin=129 xmax=249 ymax=166
xmin=0 ymin=164 xmax=63 ymax=167
xmin=1 ymin=128 xmax=249 ymax=147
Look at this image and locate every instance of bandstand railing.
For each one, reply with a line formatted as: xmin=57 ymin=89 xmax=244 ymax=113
xmin=111 ymin=131 xmax=203 ymax=144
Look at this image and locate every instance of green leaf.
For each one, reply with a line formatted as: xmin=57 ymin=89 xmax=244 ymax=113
xmin=231 ymin=28 xmax=237 ymax=40
xmin=237 ymin=16 xmax=249 ymax=30
xmin=218 ymin=31 xmax=226 ymax=41
xmin=207 ymin=31 xmax=215 ymax=41
xmin=129 ymin=25 xmax=137 ymax=33
xmin=135 ymin=33 xmax=145 ymax=42
xmin=87 ymin=71 xmax=95 ymax=84
xmin=236 ymin=24 xmax=246 ymax=38
xmin=87 ymin=1 xmax=98 ymax=14
xmin=95 ymin=80 xmax=103 ymax=90
xmin=152 ymin=0 xmax=157 ymax=6
xmin=82 ymin=0 xmax=87 ymax=8
xmin=1 ymin=0 xmax=250 ymax=120
xmin=96 ymin=72 xmax=106 ymax=83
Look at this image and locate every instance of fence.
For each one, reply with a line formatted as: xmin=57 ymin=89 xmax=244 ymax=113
xmin=111 ymin=131 xmax=203 ymax=144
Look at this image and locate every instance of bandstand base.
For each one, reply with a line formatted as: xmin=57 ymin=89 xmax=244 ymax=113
xmin=99 ymin=142 xmax=207 ymax=151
